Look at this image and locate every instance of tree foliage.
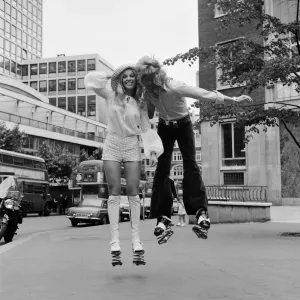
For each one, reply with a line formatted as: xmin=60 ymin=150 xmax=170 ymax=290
xmin=38 ymin=142 xmax=76 ymax=185
xmin=0 ymin=122 xmax=27 ymax=152
xmin=164 ymin=0 xmax=300 ymax=147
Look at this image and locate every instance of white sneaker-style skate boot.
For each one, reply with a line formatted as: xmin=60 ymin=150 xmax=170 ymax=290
xmin=108 ymin=195 xmax=122 ymax=266
xmin=154 ymin=216 xmax=174 ymax=244
xmin=192 ymin=209 xmax=210 ymax=240
xmin=129 ymin=195 xmax=146 ymax=266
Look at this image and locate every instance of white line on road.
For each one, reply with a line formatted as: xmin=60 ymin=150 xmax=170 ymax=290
xmin=0 ymin=229 xmax=66 ymax=256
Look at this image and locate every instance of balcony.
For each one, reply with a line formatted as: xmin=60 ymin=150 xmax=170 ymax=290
xmin=206 ymin=185 xmax=267 ymax=202
xmin=0 ymin=110 xmax=105 ymax=143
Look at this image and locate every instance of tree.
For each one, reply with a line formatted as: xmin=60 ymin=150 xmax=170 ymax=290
xmin=0 ymin=122 xmax=27 ymax=152
xmin=163 ymin=0 xmax=300 ymax=147
xmin=38 ymin=142 xmax=76 ymax=185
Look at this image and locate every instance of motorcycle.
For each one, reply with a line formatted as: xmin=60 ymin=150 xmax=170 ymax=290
xmin=0 ymin=176 xmax=23 ymax=243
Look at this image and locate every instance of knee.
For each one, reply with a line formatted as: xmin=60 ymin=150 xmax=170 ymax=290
xmin=126 ymin=187 xmax=139 ymax=197
xmin=108 ymin=184 xmax=121 ymax=196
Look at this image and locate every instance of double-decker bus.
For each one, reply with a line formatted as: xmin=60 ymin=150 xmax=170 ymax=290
xmin=67 ymin=160 xmax=148 ymax=226
xmin=0 ymin=149 xmax=51 ymax=216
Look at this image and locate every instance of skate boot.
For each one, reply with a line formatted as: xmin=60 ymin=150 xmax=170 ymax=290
xmin=154 ymin=216 xmax=174 ymax=245
xmin=192 ymin=209 xmax=210 ymax=239
xmin=132 ymin=239 xmax=146 ymax=266
xmin=111 ymin=240 xmax=122 ymax=267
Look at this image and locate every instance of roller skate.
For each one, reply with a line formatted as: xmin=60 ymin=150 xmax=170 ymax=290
xmin=111 ymin=241 xmax=122 ymax=267
xmin=192 ymin=210 xmax=210 ymax=239
xmin=132 ymin=239 xmax=146 ymax=266
xmin=154 ymin=216 xmax=174 ymax=245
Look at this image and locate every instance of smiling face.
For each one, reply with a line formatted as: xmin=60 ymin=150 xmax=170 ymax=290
xmin=122 ymin=69 xmax=136 ymax=92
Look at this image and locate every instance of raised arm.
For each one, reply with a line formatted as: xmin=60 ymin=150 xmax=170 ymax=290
xmin=169 ymin=80 xmax=252 ymax=104
xmin=84 ymin=71 xmax=113 ymax=100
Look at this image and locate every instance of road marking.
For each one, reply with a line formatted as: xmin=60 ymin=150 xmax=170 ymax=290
xmin=0 ymin=229 xmax=66 ymax=256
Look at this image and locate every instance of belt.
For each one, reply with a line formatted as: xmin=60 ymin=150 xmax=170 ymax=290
xmin=159 ymin=115 xmax=190 ymax=126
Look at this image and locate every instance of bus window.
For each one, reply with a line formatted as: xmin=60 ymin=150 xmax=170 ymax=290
xmin=33 ymin=184 xmax=43 ymax=194
xmin=24 ymin=159 xmax=33 ymax=168
xmin=24 ymin=184 xmax=34 ymax=194
xmin=41 ymin=163 xmax=46 ymax=170
xmin=13 ymin=157 xmax=24 ymax=166
xmin=82 ymin=184 xmax=108 ymax=198
xmin=2 ymin=155 xmax=13 ymax=164
xmin=0 ymin=154 xmax=2 ymax=162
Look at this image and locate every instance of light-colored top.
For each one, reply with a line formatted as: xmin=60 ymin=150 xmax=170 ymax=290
xmin=84 ymin=71 xmax=151 ymax=138
xmin=144 ymin=79 xmax=225 ymax=121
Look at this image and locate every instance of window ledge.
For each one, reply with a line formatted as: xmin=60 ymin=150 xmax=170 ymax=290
xmin=220 ymin=166 xmax=246 ymax=171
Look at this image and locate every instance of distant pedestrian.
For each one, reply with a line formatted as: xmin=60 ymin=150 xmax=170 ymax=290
xmin=177 ymin=197 xmax=187 ymax=227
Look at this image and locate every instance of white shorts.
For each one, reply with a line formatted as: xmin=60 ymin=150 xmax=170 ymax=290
xmin=102 ymin=134 xmax=141 ymax=163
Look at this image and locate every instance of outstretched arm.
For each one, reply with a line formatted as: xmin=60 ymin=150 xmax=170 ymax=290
xmin=170 ymin=80 xmax=252 ymax=104
xmin=84 ymin=71 xmax=113 ymax=100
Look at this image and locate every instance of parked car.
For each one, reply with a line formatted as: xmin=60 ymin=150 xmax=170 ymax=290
xmin=140 ymin=197 xmax=151 ymax=219
xmin=66 ymin=197 xmax=109 ymax=227
xmin=119 ymin=196 xmax=130 ymax=222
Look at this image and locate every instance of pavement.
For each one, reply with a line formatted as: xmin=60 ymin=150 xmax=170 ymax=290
xmin=0 ymin=207 xmax=300 ymax=300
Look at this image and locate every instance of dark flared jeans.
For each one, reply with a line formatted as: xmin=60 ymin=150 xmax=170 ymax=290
xmin=150 ymin=117 xmax=208 ymax=219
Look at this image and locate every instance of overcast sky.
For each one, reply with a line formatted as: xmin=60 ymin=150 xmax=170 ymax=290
xmin=42 ymin=0 xmax=200 ymax=107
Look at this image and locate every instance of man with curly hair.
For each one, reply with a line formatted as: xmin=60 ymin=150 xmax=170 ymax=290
xmin=136 ymin=55 xmax=252 ymax=242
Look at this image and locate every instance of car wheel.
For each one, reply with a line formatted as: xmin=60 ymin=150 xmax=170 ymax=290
xmin=71 ymin=220 xmax=78 ymax=227
xmin=0 ymin=221 xmax=8 ymax=241
xmin=101 ymin=216 xmax=108 ymax=225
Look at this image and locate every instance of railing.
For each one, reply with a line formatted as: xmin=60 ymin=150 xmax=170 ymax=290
xmin=0 ymin=110 xmax=105 ymax=143
xmin=206 ymin=185 xmax=267 ymax=202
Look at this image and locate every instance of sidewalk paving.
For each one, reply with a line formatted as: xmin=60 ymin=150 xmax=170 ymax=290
xmin=1 ymin=216 xmax=300 ymax=300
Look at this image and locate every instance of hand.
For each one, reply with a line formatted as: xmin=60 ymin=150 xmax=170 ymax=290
xmin=235 ymin=95 xmax=253 ymax=103
xmin=149 ymin=152 xmax=158 ymax=167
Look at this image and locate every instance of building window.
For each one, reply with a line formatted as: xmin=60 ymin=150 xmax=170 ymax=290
xmin=11 ymin=60 xmax=16 ymax=74
xmin=216 ymin=38 xmax=244 ymax=89
xmin=11 ymin=25 xmax=16 ymax=41
xmin=58 ymin=61 xmax=66 ymax=73
xmin=58 ymin=79 xmax=66 ymax=92
xmin=77 ymin=59 xmax=85 ymax=72
xmin=87 ymin=95 xmax=96 ymax=116
xmin=196 ymin=151 xmax=201 ymax=161
xmin=223 ymin=172 xmax=244 ymax=185
xmin=68 ymin=60 xmax=75 ymax=73
xmin=48 ymin=80 xmax=56 ymax=92
xmin=173 ymin=152 xmax=182 ymax=161
xmin=4 ymin=58 xmax=10 ymax=73
xmin=4 ymin=39 xmax=9 ymax=57
xmin=16 ymin=63 xmax=21 ymax=76
xmin=49 ymin=62 xmax=56 ymax=74
xmin=39 ymin=80 xmax=47 ymax=92
xmin=0 ymin=1 xmax=4 ymax=16
xmin=0 ymin=36 xmax=3 ymax=54
xmin=30 ymin=81 xmax=37 ymax=90
xmin=22 ymin=14 xmax=27 ymax=31
xmin=49 ymin=98 xmax=56 ymax=106
xmin=30 ymin=64 xmax=37 ymax=76
xmin=58 ymin=97 xmax=66 ymax=110
xmin=0 ymin=17 xmax=4 ymax=35
xmin=22 ymin=64 xmax=28 ymax=76
xmin=221 ymin=123 xmax=246 ymax=167
xmin=5 ymin=3 xmax=11 ymax=19
xmin=173 ymin=166 xmax=183 ymax=177
xmin=22 ymin=48 xmax=27 ymax=60
xmin=0 ymin=55 xmax=3 ymax=72
xmin=39 ymin=63 xmax=47 ymax=74
xmin=68 ymin=96 xmax=76 ymax=113
xmin=77 ymin=78 xmax=85 ymax=90
xmin=87 ymin=59 xmax=95 ymax=71
xmin=11 ymin=7 xmax=16 ymax=22
xmin=23 ymin=136 xmax=34 ymax=149
xmin=77 ymin=96 xmax=86 ymax=116
xmin=68 ymin=78 xmax=76 ymax=91
xmin=5 ymin=21 xmax=10 ymax=38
